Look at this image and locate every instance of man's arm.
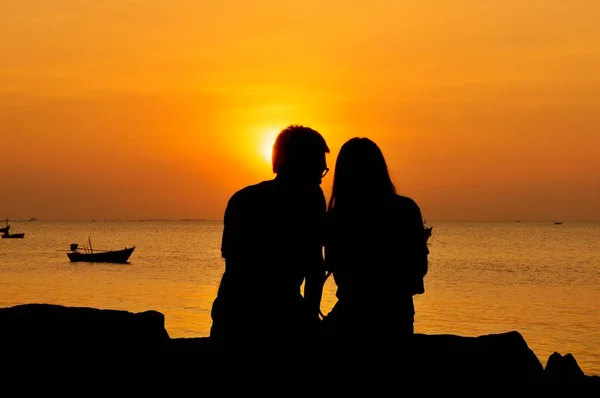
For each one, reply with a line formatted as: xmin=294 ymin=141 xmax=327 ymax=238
xmin=304 ymin=251 xmax=326 ymax=319
xmin=303 ymin=187 xmax=327 ymax=319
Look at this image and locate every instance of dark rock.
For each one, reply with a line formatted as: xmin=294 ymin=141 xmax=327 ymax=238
xmin=1 ymin=303 xmax=598 ymax=392
xmin=546 ymin=352 xmax=585 ymax=380
xmin=544 ymin=351 xmax=600 ymax=392
xmin=0 ymin=303 xmax=169 ymax=362
xmin=409 ymin=331 xmax=545 ymax=385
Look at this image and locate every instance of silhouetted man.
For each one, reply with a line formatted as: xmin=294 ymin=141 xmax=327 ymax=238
xmin=209 ymin=125 xmax=330 ymax=359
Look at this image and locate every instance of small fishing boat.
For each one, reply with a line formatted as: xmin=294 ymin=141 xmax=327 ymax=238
xmin=423 ymin=219 xmax=433 ymax=243
xmin=66 ymin=238 xmax=135 ymax=263
xmin=1 ymin=219 xmax=24 ymax=238
xmin=424 ymin=225 xmax=433 ymax=242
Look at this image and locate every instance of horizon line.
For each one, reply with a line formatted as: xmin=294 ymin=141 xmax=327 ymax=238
xmin=4 ymin=218 xmax=600 ymax=223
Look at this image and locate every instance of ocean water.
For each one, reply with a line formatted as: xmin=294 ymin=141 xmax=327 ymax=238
xmin=1 ymin=220 xmax=599 ymax=376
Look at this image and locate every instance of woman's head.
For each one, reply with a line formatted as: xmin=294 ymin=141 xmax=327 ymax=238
xmin=328 ymin=137 xmax=396 ymax=209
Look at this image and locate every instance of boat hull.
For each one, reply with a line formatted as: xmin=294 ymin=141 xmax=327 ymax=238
xmin=2 ymin=233 xmax=24 ymax=239
xmin=67 ymin=246 xmax=135 ymax=263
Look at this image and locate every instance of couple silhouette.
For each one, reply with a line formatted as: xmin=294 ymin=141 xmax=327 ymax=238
xmin=209 ymin=125 xmax=429 ymax=377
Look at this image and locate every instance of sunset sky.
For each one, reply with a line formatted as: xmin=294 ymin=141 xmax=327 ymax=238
xmin=1 ymin=0 xmax=599 ymax=221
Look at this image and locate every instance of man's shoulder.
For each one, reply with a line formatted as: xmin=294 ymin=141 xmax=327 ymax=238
xmin=236 ymin=180 xmax=274 ymax=195
xmin=228 ymin=180 xmax=275 ymax=205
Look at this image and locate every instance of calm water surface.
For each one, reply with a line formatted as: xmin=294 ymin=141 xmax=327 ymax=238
xmin=1 ymin=220 xmax=599 ymax=375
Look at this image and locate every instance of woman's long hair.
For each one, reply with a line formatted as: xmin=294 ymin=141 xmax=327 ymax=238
xmin=328 ymin=137 xmax=396 ymax=211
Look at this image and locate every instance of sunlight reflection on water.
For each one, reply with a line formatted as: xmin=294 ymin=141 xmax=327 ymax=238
xmin=1 ymin=220 xmax=598 ymax=375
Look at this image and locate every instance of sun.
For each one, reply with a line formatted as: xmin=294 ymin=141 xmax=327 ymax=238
xmin=259 ymin=127 xmax=280 ymax=165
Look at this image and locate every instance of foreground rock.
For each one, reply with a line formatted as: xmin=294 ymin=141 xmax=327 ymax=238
xmin=1 ymin=303 xmax=598 ymax=390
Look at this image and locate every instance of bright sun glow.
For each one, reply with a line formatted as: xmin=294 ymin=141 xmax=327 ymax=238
xmin=259 ymin=127 xmax=281 ymax=165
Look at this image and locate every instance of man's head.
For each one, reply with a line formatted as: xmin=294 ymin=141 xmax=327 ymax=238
xmin=272 ymin=125 xmax=330 ymax=184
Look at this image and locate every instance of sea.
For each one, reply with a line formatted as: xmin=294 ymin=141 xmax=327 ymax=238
xmin=1 ymin=220 xmax=599 ymax=376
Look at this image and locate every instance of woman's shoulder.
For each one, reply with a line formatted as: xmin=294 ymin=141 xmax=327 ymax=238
xmin=391 ymin=194 xmax=422 ymax=213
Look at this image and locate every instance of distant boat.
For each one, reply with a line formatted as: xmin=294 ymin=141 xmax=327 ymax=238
xmin=553 ymin=221 xmax=563 ymax=225
xmin=66 ymin=238 xmax=135 ymax=263
xmin=1 ymin=219 xmax=24 ymax=238
xmin=424 ymin=225 xmax=433 ymax=242
xmin=424 ymin=219 xmax=433 ymax=242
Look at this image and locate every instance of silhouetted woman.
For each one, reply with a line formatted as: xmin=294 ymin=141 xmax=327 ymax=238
xmin=321 ymin=137 xmax=429 ymax=352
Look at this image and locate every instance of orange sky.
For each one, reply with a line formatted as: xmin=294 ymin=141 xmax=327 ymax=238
xmin=1 ymin=0 xmax=599 ymax=221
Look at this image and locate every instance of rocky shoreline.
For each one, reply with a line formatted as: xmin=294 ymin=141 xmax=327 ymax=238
xmin=1 ymin=303 xmax=598 ymax=391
